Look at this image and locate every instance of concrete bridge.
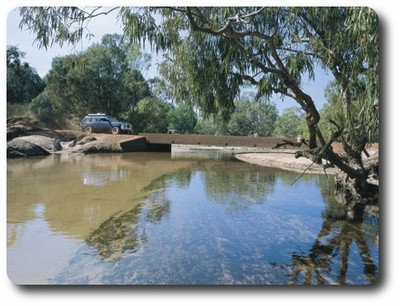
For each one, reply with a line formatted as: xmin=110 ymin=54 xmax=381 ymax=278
xmin=118 ymin=133 xmax=302 ymax=152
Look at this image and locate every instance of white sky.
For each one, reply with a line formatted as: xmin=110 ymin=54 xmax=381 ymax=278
xmin=6 ymin=7 xmax=161 ymax=79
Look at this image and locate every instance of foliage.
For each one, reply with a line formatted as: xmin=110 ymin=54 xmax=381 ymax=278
xmin=193 ymin=97 xmax=277 ymax=136
xmin=30 ymin=91 xmax=57 ymax=126
xmin=166 ymin=104 xmax=197 ymax=133
xmin=7 ymin=45 xmax=45 ymax=105
xmin=274 ymin=107 xmax=306 ymax=138
xmin=43 ymin=34 xmax=151 ymax=121
xmin=131 ymin=97 xmax=172 ymax=133
xmin=320 ymin=81 xmax=379 ymax=143
xmin=228 ymin=98 xmax=278 ymax=136
xmin=194 ymin=116 xmax=227 ymax=136
xmin=294 ymin=7 xmax=379 ymax=147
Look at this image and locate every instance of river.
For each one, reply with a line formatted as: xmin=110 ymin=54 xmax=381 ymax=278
xmin=7 ymin=151 xmax=379 ymax=285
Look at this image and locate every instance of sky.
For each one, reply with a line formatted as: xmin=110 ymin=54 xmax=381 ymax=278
xmin=6 ymin=7 xmax=163 ymax=79
xmin=6 ymin=7 xmax=333 ymax=114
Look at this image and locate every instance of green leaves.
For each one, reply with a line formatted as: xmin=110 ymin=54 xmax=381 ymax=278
xmin=43 ymin=34 xmax=151 ymax=121
xmin=7 ymin=45 xmax=45 ymax=105
xmin=274 ymin=107 xmax=307 ymax=138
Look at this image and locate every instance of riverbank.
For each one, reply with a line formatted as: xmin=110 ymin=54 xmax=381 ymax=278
xmin=235 ymin=152 xmax=337 ymax=174
xmin=235 ymin=143 xmax=379 ymax=175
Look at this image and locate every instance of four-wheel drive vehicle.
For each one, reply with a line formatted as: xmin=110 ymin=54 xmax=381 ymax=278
xmin=81 ymin=113 xmax=132 ymax=134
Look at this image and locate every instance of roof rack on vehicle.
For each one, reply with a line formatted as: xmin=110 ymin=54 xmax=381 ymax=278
xmin=88 ymin=113 xmax=106 ymax=116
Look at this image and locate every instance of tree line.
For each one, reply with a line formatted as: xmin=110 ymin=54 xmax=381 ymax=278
xmin=7 ymin=34 xmax=329 ymax=138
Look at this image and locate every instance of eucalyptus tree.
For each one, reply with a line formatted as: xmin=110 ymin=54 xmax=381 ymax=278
xmin=43 ymin=33 xmax=151 ymax=119
xmin=274 ymin=107 xmax=306 ymax=138
xmin=167 ymin=103 xmax=197 ymax=134
xmin=7 ymin=45 xmax=45 ymax=105
xmin=227 ymin=98 xmax=278 ymax=136
xmin=18 ymin=7 xmax=379 ymax=205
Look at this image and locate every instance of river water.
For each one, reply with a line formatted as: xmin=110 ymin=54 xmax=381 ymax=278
xmin=7 ymin=152 xmax=379 ymax=285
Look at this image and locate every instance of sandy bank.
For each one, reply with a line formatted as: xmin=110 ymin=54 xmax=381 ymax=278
xmin=235 ymin=143 xmax=378 ymax=175
xmin=235 ymin=152 xmax=337 ymax=174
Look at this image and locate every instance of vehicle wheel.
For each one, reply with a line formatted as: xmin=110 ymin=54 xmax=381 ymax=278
xmin=111 ymin=126 xmax=120 ymax=135
xmin=84 ymin=126 xmax=93 ymax=134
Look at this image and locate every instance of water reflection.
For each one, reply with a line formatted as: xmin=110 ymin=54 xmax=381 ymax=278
xmin=7 ymin=152 xmax=379 ymax=285
xmin=84 ymin=165 xmax=277 ymax=261
xmin=201 ymin=165 xmax=275 ymax=212
xmin=288 ymin=218 xmax=378 ymax=285
xmin=7 ymin=153 xmax=194 ymax=241
xmin=81 ymin=164 xmax=129 ymax=186
xmin=86 ymin=205 xmax=147 ymax=260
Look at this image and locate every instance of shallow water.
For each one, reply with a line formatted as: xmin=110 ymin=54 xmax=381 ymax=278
xmin=7 ymin=152 xmax=379 ymax=285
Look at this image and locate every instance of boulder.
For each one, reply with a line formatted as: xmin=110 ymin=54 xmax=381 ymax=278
xmin=7 ymin=127 xmax=27 ymax=141
xmin=72 ymin=140 xmax=122 ymax=154
xmin=7 ymin=117 xmax=43 ymax=141
xmin=18 ymin=135 xmax=62 ymax=152
xmin=7 ymin=138 xmax=50 ymax=158
xmin=76 ymin=136 xmax=97 ymax=145
xmin=7 ymin=147 xmax=27 ymax=158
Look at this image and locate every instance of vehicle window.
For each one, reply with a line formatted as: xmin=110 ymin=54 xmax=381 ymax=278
xmin=109 ymin=117 xmax=118 ymax=122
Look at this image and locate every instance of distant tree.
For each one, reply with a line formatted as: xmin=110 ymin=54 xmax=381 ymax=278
xmin=167 ymin=104 xmax=197 ymax=133
xmin=7 ymin=45 xmax=45 ymax=105
xmin=274 ymin=107 xmax=306 ymax=138
xmin=30 ymin=91 xmax=57 ymax=125
xmin=227 ymin=98 xmax=277 ymax=136
xmin=194 ymin=116 xmax=227 ymax=135
xmin=148 ymin=77 xmax=174 ymax=102
xmin=44 ymin=34 xmax=151 ymax=120
xmin=132 ymin=97 xmax=172 ymax=133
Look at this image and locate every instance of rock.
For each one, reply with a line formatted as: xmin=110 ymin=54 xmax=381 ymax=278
xmin=7 ymin=117 xmax=43 ymax=139
xmin=72 ymin=140 xmax=122 ymax=154
xmin=7 ymin=127 xmax=27 ymax=141
xmin=18 ymin=135 xmax=62 ymax=152
xmin=7 ymin=138 xmax=50 ymax=158
xmin=7 ymin=116 xmax=63 ymax=142
xmin=7 ymin=147 xmax=27 ymax=158
xmin=76 ymin=136 xmax=97 ymax=145
xmin=68 ymin=140 xmax=77 ymax=147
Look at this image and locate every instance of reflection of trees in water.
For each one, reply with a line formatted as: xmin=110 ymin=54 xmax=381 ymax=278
xmin=86 ymin=170 xmax=191 ymax=260
xmin=142 ymin=170 xmax=192 ymax=192
xmin=202 ymin=168 xmax=276 ymax=212
xmin=85 ymin=205 xmax=146 ymax=260
xmin=287 ymin=217 xmax=378 ymax=285
xmin=285 ymin=174 xmax=379 ymax=284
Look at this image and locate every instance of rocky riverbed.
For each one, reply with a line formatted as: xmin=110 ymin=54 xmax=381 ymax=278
xmin=7 ymin=117 xmax=139 ymax=158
